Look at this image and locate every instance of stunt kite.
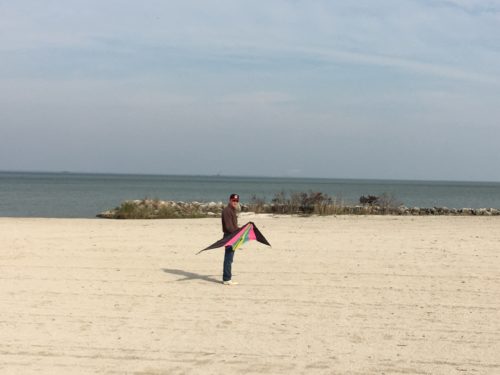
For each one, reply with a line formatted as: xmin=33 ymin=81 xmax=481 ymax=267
xmin=198 ymin=221 xmax=271 ymax=254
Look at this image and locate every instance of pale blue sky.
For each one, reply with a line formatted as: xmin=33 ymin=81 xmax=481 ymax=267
xmin=1 ymin=0 xmax=499 ymax=180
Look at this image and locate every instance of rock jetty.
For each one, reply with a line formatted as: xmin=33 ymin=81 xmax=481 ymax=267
xmin=97 ymin=199 xmax=500 ymax=219
xmin=97 ymin=199 xmax=250 ymax=219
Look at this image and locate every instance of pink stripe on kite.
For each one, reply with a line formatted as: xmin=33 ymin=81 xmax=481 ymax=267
xmin=226 ymin=223 xmax=255 ymax=247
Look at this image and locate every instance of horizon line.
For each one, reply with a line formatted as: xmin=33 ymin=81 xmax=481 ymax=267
xmin=1 ymin=169 xmax=499 ymax=184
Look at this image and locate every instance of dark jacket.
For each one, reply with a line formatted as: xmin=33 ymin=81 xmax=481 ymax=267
xmin=221 ymin=204 xmax=238 ymax=234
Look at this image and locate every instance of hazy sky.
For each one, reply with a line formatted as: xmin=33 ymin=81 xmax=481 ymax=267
xmin=1 ymin=1 xmax=499 ymax=181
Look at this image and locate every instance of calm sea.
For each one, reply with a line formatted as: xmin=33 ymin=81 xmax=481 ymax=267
xmin=1 ymin=171 xmax=500 ymax=218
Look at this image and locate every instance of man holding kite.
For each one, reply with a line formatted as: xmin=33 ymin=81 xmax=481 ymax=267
xmin=198 ymin=193 xmax=271 ymax=285
xmin=221 ymin=193 xmax=240 ymax=285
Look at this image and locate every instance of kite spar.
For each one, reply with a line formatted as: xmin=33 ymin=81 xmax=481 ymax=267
xmin=198 ymin=221 xmax=271 ymax=254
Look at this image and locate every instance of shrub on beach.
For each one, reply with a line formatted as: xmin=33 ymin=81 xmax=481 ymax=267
xmin=358 ymin=193 xmax=402 ymax=214
xmin=113 ymin=199 xmax=209 ymax=219
xmin=247 ymin=190 xmax=407 ymax=216
xmin=248 ymin=194 xmax=267 ymax=213
xmin=249 ymin=190 xmax=345 ymax=216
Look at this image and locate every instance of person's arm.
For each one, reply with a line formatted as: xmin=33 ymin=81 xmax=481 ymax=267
xmin=230 ymin=210 xmax=239 ymax=233
xmin=222 ymin=207 xmax=239 ymax=233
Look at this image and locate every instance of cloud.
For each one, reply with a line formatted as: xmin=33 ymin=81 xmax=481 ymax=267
xmin=219 ymin=91 xmax=293 ymax=105
xmin=434 ymin=0 xmax=500 ymax=13
xmin=2 ymin=0 xmax=499 ymax=87
xmin=1 ymin=1 xmax=500 ymax=179
xmin=297 ymin=46 xmax=500 ymax=85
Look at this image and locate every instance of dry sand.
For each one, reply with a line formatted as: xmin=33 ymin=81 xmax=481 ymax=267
xmin=1 ymin=215 xmax=499 ymax=374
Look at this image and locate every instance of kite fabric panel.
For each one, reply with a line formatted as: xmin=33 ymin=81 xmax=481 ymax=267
xmin=198 ymin=222 xmax=271 ymax=254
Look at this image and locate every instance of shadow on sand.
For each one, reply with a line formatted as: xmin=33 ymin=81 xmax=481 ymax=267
xmin=162 ymin=268 xmax=221 ymax=284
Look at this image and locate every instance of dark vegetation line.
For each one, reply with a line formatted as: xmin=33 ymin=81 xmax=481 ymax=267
xmin=97 ymin=191 xmax=500 ymax=219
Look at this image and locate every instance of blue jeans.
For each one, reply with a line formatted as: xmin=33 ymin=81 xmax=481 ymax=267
xmin=223 ymin=246 xmax=235 ymax=281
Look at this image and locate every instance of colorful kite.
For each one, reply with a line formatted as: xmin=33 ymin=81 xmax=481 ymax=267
xmin=198 ymin=221 xmax=271 ymax=254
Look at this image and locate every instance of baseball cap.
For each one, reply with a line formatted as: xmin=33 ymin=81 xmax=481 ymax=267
xmin=229 ymin=193 xmax=239 ymax=202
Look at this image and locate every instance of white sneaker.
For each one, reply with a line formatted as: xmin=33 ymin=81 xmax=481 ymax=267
xmin=222 ymin=280 xmax=239 ymax=285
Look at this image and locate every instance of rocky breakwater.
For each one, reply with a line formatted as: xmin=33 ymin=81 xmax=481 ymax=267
xmin=97 ymin=199 xmax=249 ymax=219
xmin=97 ymin=199 xmax=500 ymax=218
xmin=356 ymin=195 xmax=500 ymax=216
xmin=251 ymin=204 xmax=500 ymax=216
xmin=394 ymin=206 xmax=500 ymax=216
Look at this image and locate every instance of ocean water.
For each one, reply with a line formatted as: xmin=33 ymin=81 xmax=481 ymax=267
xmin=1 ymin=171 xmax=500 ymax=218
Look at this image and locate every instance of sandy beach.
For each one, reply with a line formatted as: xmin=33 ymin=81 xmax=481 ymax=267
xmin=1 ymin=215 xmax=499 ymax=374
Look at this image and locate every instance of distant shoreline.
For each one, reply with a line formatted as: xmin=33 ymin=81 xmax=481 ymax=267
xmin=2 ymin=170 xmax=500 ymax=184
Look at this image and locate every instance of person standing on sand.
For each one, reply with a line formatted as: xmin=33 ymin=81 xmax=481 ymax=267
xmin=221 ymin=193 xmax=240 ymax=285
